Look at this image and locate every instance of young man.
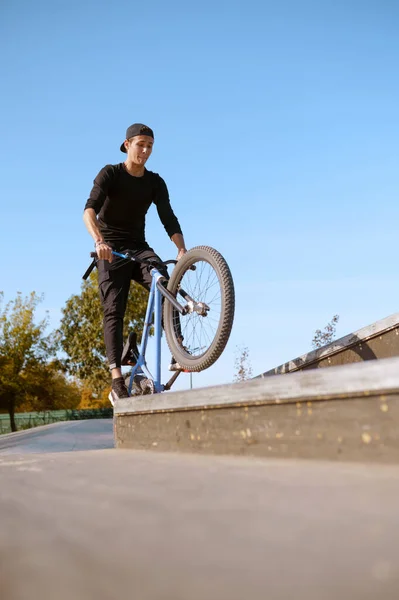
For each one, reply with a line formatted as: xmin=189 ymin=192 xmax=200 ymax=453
xmin=83 ymin=123 xmax=187 ymax=403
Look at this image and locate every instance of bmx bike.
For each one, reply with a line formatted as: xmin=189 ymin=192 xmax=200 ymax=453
xmin=84 ymin=246 xmax=235 ymax=401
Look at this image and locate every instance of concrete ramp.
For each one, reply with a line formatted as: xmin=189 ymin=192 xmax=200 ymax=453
xmin=114 ymin=356 xmax=399 ymax=463
xmin=259 ymin=312 xmax=399 ymax=377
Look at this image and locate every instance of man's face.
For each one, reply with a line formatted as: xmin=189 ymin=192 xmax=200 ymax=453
xmin=125 ymin=135 xmax=154 ymax=165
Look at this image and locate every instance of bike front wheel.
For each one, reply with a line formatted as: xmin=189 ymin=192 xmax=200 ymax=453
xmin=164 ymin=246 xmax=235 ymax=372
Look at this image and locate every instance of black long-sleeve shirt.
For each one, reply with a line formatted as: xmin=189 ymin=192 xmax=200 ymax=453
xmin=84 ymin=163 xmax=182 ymax=249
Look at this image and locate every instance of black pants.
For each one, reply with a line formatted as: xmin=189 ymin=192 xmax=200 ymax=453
xmin=98 ymin=247 xmax=168 ymax=370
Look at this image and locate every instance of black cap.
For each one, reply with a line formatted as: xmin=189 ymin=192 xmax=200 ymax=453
xmin=120 ymin=123 xmax=154 ymax=152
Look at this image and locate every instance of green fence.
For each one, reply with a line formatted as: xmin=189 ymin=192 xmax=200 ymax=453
xmin=0 ymin=408 xmax=113 ymax=435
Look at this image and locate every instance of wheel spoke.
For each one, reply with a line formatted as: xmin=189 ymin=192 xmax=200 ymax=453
xmin=172 ymin=258 xmax=223 ymax=359
xmin=164 ymin=248 xmax=234 ymax=373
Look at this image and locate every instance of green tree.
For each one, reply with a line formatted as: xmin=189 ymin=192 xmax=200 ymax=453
xmin=312 ymin=315 xmax=340 ymax=349
xmin=57 ymin=270 xmax=149 ymax=394
xmin=0 ymin=292 xmax=56 ymax=431
xmin=19 ymin=363 xmax=81 ymax=412
xmin=233 ymin=345 xmax=253 ymax=382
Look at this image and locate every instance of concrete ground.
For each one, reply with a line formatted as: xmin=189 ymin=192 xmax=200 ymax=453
xmin=1 ymin=420 xmax=399 ymax=600
xmin=0 ymin=419 xmax=114 ymax=454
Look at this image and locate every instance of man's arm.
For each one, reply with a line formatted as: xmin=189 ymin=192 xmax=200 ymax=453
xmin=83 ymin=165 xmax=114 ymax=262
xmin=171 ymin=233 xmax=187 ymax=260
xmin=154 ymin=176 xmax=187 ymax=259
xmin=83 ymin=208 xmax=113 ymax=262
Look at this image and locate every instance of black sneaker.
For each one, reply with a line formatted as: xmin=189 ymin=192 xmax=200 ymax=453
xmin=169 ymin=341 xmax=193 ymax=371
xmin=168 ymin=356 xmax=183 ymax=371
xmin=108 ymin=377 xmax=130 ymax=406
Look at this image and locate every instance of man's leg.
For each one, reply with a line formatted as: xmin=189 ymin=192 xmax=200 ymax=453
xmin=133 ymin=248 xmax=184 ymax=369
xmin=132 ymin=247 xmax=169 ymax=312
xmin=98 ymin=260 xmax=132 ymax=397
xmin=133 ymin=248 xmax=168 ymax=285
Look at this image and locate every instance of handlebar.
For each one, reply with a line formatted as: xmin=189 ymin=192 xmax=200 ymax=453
xmin=90 ymin=250 xmax=177 ymax=268
xmin=84 ymin=249 xmax=195 ymax=281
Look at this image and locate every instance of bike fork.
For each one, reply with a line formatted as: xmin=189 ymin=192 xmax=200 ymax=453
xmin=153 ymin=276 xmax=163 ymax=393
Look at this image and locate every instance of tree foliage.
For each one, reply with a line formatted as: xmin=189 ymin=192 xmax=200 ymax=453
xmin=78 ymin=384 xmax=112 ymax=410
xmin=233 ymin=345 xmax=253 ymax=382
xmin=18 ymin=363 xmax=81 ymax=413
xmin=312 ymin=315 xmax=340 ymax=349
xmin=57 ymin=270 xmax=149 ymax=394
xmin=0 ymin=291 xmax=61 ymax=430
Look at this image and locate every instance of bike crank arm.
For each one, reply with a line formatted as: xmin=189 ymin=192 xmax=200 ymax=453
xmin=163 ymin=369 xmax=182 ymax=391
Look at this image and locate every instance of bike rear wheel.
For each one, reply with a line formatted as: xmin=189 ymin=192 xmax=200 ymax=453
xmin=164 ymin=246 xmax=235 ymax=372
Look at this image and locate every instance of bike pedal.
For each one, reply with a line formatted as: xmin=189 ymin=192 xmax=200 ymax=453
xmin=127 ymin=374 xmax=155 ymax=396
xmin=140 ymin=378 xmax=155 ymax=395
xmin=121 ymin=331 xmax=140 ymax=366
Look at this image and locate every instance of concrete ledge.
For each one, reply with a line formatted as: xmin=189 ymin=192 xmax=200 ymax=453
xmin=114 ymin=357 xmax=399 ymax=462
xmin=257 ymin=312 xmax=399 ymax=376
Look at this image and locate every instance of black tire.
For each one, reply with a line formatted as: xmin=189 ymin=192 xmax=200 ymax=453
xmin=164 ymin=246 xmax=235 ymax=372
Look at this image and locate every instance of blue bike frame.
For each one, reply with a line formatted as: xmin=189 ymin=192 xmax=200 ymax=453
xmin=110 ymin=251 xmax=168 ymax=395
xmin=84 ymin=248 xmax=186 ymax=395
xmin=126 ymin=266 xmax=165 ymax=394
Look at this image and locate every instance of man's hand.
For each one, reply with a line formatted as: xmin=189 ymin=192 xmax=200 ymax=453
xmin=176 ymin=248 xmax=187 ymax=261
xmin=171 ymin=233 xmax=187 ymax=261
xmin=96 ymin=240 xmax=113 ymax=262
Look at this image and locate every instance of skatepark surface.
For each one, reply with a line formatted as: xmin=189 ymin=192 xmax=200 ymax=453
xmin=0 ymin=419 xmax=114 ymax=455
xmin=1 ymin=419 xmax=399 ymax=600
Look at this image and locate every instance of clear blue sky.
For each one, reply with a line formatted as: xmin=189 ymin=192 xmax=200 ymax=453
xmin=1 ymin=0 xmax=398 ymax=391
